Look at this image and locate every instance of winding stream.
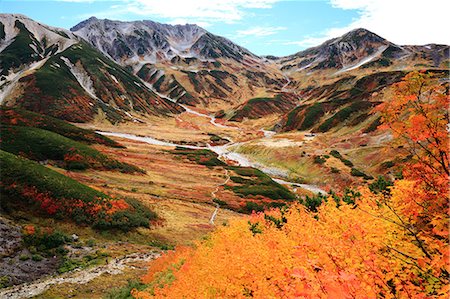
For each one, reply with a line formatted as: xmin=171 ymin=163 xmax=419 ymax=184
xmin=99 ymin=131 xmax=325 ymax=195
xmin=102 ymin=85 xmax=325 ymax=195
xmin=179 ymin=104 xmax=240 ymax=130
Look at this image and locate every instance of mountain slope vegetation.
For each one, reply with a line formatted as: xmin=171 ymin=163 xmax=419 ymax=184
xmin=0 ymin=107 xmax=123 ymax=147
xmin=0 ymin=150 xmax=155 ymax=230
xmin=131 ymin=72 xmax=450 ymax=299
xmin=0 ymin=13 xmax=449 ymax=298
xmin=0 ymin=125 xmax=143 ymax=172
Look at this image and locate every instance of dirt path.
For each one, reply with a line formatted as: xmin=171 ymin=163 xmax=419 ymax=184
xmin=0 ymin=252 xmax=160 ymax=299
xmin=209 ymin=169 xmax=230 ymax=225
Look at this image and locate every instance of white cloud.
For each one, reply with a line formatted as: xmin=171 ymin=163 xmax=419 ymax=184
xmin=87 ymin=0 xmax=280 ymax=24
xmin=290 ymin=0 xmax=450 ymax=49
xmin=237 ymin=26 xmax=286 ymax=37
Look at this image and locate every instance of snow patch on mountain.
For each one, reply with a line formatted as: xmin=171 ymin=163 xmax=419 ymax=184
xmin=140 ymin=79 xmax=177 ymax=103
xmin=61 ymin=56 xmax=98 ymax=99
xmin=335 ymin=45 xmax=388 ymax=74
xmin=0 ymin=58 xmax=49 ymax=103
xmin=109 ymin=74 xmax=119 ymax=84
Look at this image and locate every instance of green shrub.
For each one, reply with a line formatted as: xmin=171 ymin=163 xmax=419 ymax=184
xmin=264 ymin=212 xmax=287 ymax=229
xmin=330 ymin=167 xmax=340 ymax=173
xmin=0 ymin=23 xmax=5 ymax=40
xmin=369 ymin=176 xmax=393 ymax=194
xmin=105 ymin=279 xmax=147 ymax=299
xmin=31 ymin=254 xmax=44 ymax=261
xmin=381 ymin=160 xmax=395 ymax=169
xmin=153 ymin=75 xmax=165 ymax=90
xmin=148 ymin=240 xmax=175 ymax=251
xmin=267 ymin=202 xmax=287 ymax=209
xmin=0 ymin=275 xmax=10 ymax=289
xmin=58 ymin=258 xmax=82 ymax=273
xmin=225 ymin=166 xmax=295 ymax=201
xmin=58 ymin=251 xmax=109 ymax=274
xmin=213 ymin=198 xmax=228 ymax=207
xmin=19 ymin=254 xmax=30 ymax=261
xmin=300 ymin=194 xmax=327 ymax=212
xmin=23 ymin=230 xmax=70 ymax=251
xmin=284 ymin=107 xmax=301 ymax=129
xmin=300 ymin=103 xmax=325 ymax=130
xmin=208 ymin=133 xmax=229 ymax=144
xmin=318 ymin=101 xmax=372 ymax=132
xmin=94 ymin=198 xmax=157 ymax=231
xmin=350 ymin=168 xmax=373 ymax=180
xmin=330 ymin=150 xmax=353 ymax=167
xmin=171 ymin=148 xmax=226 ymax=167
xmin=341 ymin=188 xmax=361 ymax=205
xmin=240 ymin=202 xmax=265 ymax=214
xmin=341 ymin=159 xmax=354 ymax=167
xmin=0 ymin=20 xmax=38 ymax=76
xmin=229 ymin=176 xmax=251 ymax=184
xmin=330 ymin=150 xmax=342 ymax=159
xmin=330 ymin=188 xmax=361 ymax=207
xmin=363 ymin=117 xmax=382 ymax=133
xmin=313 ymin=155 xmax=326 ymax=164
xmin=248 ymin=221 xmax=263 ymax=235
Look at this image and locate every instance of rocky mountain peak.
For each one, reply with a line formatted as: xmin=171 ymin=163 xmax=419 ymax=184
xmin=338 ymin=28 xmax=386 ymax=44
xmin=69 ymin=16 xmax=98 ymax=32
xmin=70 ymin=17 xmax=260 ymax=68
xmin=278 ymin=28 xmax=396 ymax=72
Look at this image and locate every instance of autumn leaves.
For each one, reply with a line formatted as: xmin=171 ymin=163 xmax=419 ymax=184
xmin=132 ymin=72 xmax=449 ymax=298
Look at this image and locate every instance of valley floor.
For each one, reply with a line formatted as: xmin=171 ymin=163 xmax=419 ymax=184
xmin=1 ymin=105 xmax=394 ymax=298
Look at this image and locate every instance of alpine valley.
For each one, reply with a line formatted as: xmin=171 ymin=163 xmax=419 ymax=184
xmin=0 ymin=13 xmax=448 ymax=298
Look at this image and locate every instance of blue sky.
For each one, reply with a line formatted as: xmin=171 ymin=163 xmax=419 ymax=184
xmin=1 ymin=0 xmax=449 ymax=56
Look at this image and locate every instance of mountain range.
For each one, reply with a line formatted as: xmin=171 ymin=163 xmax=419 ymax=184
xmin=0 ymin=13 xmax=448 ymax=129
xmin=0 ymin=12 xmax=449 ymax=296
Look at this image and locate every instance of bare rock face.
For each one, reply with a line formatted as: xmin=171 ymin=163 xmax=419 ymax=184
xmin=71 ymin=17 xmax=257 ymax=65
xmin=0 ymin=218 xmax=60 ymax=288
xmin=278 ymin=28 xmax=392 ymax=72
xmin=1 ymin=14 xmax=448 ymax=125
xmin=0 ymin=14 xmax=78 ymax=77
xmin=70 ymin=17 xmax=283 ymax=108
xmin=0 ymin=218 xmax=22 ymax=258
xmin=278 ymin=28 xmax=449 ymax=74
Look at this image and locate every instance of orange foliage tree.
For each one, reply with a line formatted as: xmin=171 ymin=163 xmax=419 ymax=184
xmin=133 ymin=72 xmax=449 ymax=298
xmin=377 ymin=70 xmax=449 ymax=294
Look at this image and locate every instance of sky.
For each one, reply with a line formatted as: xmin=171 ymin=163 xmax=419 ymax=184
xmin=1 ymin=0 xmax=449 ymax=56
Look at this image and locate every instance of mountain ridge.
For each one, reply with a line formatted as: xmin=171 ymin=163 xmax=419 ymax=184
xmin=0 ymin=14 xmax=182 ymax=122
xmin=70 ymin=16 xmax=259 ymax=64
xmin=0 ymin=13 xmax=448 ymax=126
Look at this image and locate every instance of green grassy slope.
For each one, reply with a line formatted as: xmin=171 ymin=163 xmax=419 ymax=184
xmin=0 ymin=125 xmax=143 ymax=173
xmin=230 ymin=94 xmax=297 ymax=121
xmin=0 ymin=107 xmax=122 ymax=147
xmin=15 ymin=42 xmax=181 ymax=122
xmin=0 ymin=150 xmax=155 ymax=230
